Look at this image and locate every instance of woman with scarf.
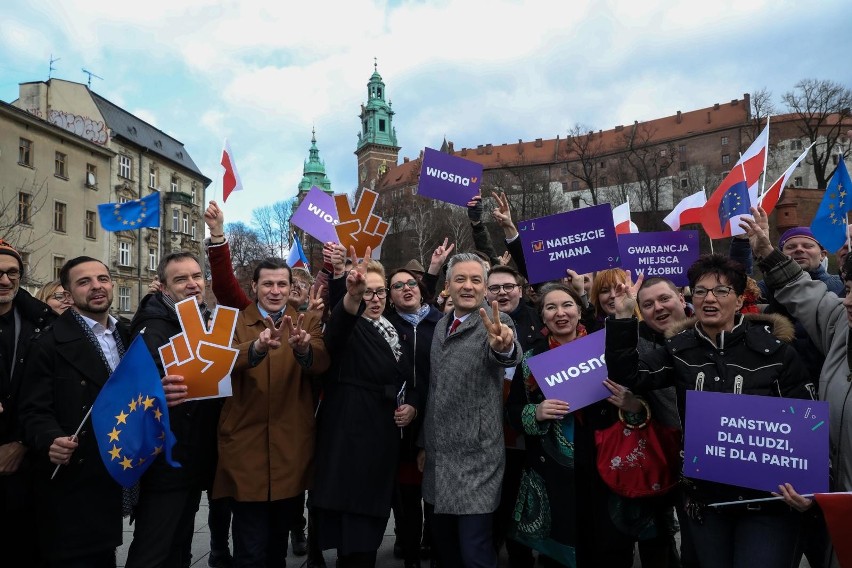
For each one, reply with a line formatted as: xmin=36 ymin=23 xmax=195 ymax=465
xmin=312 ymin=250 xmax=413 ymax=568
xmin=507 ymin=283 xmax=638 ymax=567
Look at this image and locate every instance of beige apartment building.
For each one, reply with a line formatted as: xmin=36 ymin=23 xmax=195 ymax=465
xmin=2 ymin=78 xmax=210 ymax=317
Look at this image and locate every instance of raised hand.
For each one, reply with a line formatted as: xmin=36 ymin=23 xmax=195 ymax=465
xmin=308 ymin=284 xmax=325 ymax=313
xmin=612 ymin=270 xmax=643 ymax=319
xmin=467 ymin=195 xmax=484 ymax=224
xmin=479 ymin=300 xmax=515 ymax=353
xmin=429 ymin=237 xmax=456 ymax=274
xmin=534 ymin=399 xmax=570 ymax=422
xmin=497 ymin=251 xmax=512 ymax=266
xmin=563 ymin=269 xmax=585 ymax=297
xmin=204 ymin=200 xmax=225 ymax=235
xmin=738 ymin=206 xmax=774 ymax=259
xmin=492 ymin=192 xmax=518 ymax=238
xmin=324 ymin=242 xmax=347 ymax=277
xmin=158 ymin=300 xmax=240 ymax=399
xmin=345 ymin=245 xmax=370 ymax=298
xmin=254 ymin=315 xmax=284 ymax=355
xmin=284 ymin=313 xmax=311 ymax=355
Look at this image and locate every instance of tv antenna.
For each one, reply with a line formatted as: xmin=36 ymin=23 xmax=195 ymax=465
xmin=81 ymin=68 xmax=103 ymax=89
xmin=49 ymin=55 xmax=60 ymax=79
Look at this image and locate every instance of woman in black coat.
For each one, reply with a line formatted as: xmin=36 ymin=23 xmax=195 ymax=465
xmin=312 ymin=255 xmax=412 ymax=568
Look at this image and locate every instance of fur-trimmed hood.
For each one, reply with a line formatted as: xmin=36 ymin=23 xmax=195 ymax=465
xmin=664 ymin=312 xmax=795 ymax=343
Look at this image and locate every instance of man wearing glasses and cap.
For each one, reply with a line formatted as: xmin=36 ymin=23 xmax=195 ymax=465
xmin=0 ymin=239 xmax=57 ymax=565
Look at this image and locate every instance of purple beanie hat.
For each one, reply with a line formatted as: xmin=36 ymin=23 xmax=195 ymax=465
xmin=779 ymin=227 xmax=822 ymax=250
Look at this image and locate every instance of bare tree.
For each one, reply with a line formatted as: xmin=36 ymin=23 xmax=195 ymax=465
xmin=562 ymin=124 xmax=611 ymax=207
xmin=251 ymin=198 xmax=294 ymax=258
xmin=225 ymin=222 xmax=267 ymax=289
xmin=406 ymin=195 xmax=440 ymax=268
xmin=435 ymin=203 xmax=474 ymax=255
xmin=782 ymin=79 xmax=852 ymax=188
xmin=621 ymin=123 xmax=678 ymax=226
xmin=484 ymin=157 xmax=562 ymax=222
xmin=0 ymin=176 xmax=53 ymax=284
xmin=749 ymin=87 xmax=777 ymax=141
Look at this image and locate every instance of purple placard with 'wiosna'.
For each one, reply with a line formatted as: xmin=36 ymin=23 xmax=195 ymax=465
xmin=290 ymin=186 xmax=340 ymax=244
xmin=617 ymin=230 xmax=699 ymax=287
xmin=524 ymin=329 xmax=611 ymax=412
xmin=517 ymin=204 xmax=621 ymax=285
xmin=417 ymin=147 xmax=483 ymax=207
xmin=683 ymin=391 xmax=829 ymax=495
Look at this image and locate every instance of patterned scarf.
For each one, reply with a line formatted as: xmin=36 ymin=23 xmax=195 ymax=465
xmin=397 ymin=303 xmax=431 ymax=327
xmin=370 ymin=315 xmax=402 ymax=362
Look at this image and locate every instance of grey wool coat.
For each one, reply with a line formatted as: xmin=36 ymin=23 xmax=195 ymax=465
xmin=422 ymin=307 xmax=522 ymax=515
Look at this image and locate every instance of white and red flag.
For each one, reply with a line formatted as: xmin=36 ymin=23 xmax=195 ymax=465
xmin=759 ymin=142 xmax=814 ymax=215
xmin=221 ymin=139 xmax=243 ymax=203
xmin=664 ymin=189 xmax=707 ymax=231
xmin=612 ymin=198 xmax=638 ymax=235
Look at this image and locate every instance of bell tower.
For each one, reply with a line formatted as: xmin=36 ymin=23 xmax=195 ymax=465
xmin=355 ymin=60 xmax=400 ymax=191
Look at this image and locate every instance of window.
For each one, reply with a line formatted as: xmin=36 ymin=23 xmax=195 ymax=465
xmin=600 ymin=161 xmax=606 ymax=169
xmin=18 ymin=138 xmax=33 ymax=166
xmin=118 ymin=287 xmax=131 ymax=312
xmin=86 ymin=163 xmax=97 ymax=188
xmin=182 ymin=213 xmax=189 ymax=234
xmin=721 ymin=154 xmax=731 ymax=165
xmin=149 ymin=248 xmax=157 ymax=271
xmin=54 ymin=202 xmax=67 ymax=233
xmin=791 ymin=140 xmax=803 ymax=151
xmin=19 ymin=252 xmax=30 ymax=275
xmin=191 ymin=183 xmax=197 ymax=203
xmin=721 ymin=136 xmax=729 ymax=146
xmin=571 ymin=180 xmax=580 ymax=191
xmin=379 ymin=119 xmax=386 ymax=132
xmin=85 ymin=211 xmax=97 ymax=239
xmin=118 ymin=241 xmax=131 ymax=266
xmin=794 ymin=176 xmax=803 ymax=187
xmin=17 ymin=193 xmax=32 ymax=224
xmin=171 ymin=175 xmax=179 ymax=192
xmin=191 ymin=222 xmax=197 ymax=240
xmin=119 ymin=155 xmax=132 ymax=179
xmin=679 ymin=145 xmax=687 ymax=155
xmin=150 ymin=167 xmax=158 ymax=188
xmin=681 ymin=178 xmax=689 ymax=189
xmin=55 ymin=152 xmax=67 ymax=178
xmin=172 ymin=209 xmax=179 ymax=232
xmin=680 ymin=161 xmax=687 ymax=172
xmin=571 ymin=196 xmax=581 ymax=209
xmin=599 ymin=176 xmax=608 ymax=186
xmin=53 ymin=256 xmax=65 ymax=280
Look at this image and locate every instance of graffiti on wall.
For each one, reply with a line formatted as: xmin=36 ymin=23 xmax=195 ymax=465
xmin=47 ymin=110 xmax=108 ymax=145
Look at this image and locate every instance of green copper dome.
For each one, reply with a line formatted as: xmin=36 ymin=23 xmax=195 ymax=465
xmin=298 ymin=127 xmax=332 ymax=193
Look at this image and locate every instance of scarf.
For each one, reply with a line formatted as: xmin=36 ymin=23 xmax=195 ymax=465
xmin=370 ymin=315 xmax=403 ymax=362
xmin=397 ymin=303 xmax=431 ymax=327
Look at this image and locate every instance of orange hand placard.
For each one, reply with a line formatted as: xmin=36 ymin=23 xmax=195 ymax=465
xmin=334 ymin=189 xmax=389 ymax=258
xmin=158 ymin=298 xmax=240 ymax=400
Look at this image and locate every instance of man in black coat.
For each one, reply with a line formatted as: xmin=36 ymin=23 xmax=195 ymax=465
xmin=0 ymin=239 xmax=57 ymax=566
xmin=20 ymin=256 xmax=127 ymax=567
xmin=125 ymin=251 xmax=221 ymax=568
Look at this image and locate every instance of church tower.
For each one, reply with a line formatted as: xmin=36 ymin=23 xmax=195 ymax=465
xmin=297 ymin=127 xmax=332 ymax=195
xmin=355 ymin=60 xmax=400 ymax=192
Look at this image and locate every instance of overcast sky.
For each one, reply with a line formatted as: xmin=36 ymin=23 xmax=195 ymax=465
xmin=1 ymin=0 xmax=850 ymax=225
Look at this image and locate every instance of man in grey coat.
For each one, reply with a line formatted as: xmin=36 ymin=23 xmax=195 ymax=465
xmin=422 ymin=252 xmax=521 ymax=568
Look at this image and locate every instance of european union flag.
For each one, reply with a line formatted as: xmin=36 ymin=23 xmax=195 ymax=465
xmin=717 ymin=180 xmax=750 ymax=231
xmin=811 ymin=159 xmax=852 ymax=253
xmin=98 ymin=191 xmax=160 ymax=232
xmin=91 ymin=334 xmax=180 ymax=488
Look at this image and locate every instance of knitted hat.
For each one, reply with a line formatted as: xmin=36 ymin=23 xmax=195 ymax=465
xmin=0 ymin=239 xmax=23 ymax=271
xmin=779 ymin=227 xmax=822 ymax=250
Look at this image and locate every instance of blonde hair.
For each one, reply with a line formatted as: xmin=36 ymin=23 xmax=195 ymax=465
xmin=365 ymin=259 xmax=386 ymax=280
xmin=35 ymin=279 xmax=63 ymax=303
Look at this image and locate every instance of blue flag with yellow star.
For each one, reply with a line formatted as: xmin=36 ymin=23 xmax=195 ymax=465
xmin=811 ymin=158 xmax=852 ymax=253
xmin=91 ymin=334 xmax=180 ymax=488
xmin=97 ymin=191 xmax=160 ymax=231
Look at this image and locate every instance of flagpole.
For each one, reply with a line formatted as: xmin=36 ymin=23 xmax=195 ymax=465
xmin=759 ymin=116 xmax=770 ymax=199
xmin=50 ymin=406 xmax=94 ymax=480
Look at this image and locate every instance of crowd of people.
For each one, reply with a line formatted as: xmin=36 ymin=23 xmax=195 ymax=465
xmin=0 ymin=198 xmax=850 ymax=568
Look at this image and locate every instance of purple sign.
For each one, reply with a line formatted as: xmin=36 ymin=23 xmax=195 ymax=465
xmin=290 ymin=186 xmax=340 ymax=244
xmin=417 ymin=147 xmax=483 ymax=207
xmin=683 ymin=391 xmax=829 ymax=494
xmin=525 ymin=329 xmax=610 ymax=412
xmin=517 ymin=204 xmax=621 ymax=285
xmin=617 ymin=231 xmax=699 ymax=287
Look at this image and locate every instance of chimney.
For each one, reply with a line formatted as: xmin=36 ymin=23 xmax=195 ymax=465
xmin=477 ymin=145 xmax=484 ymax=155
xmin=713 ymin=103 xmax=720 ymax=110
xmin=461 ymin=148 xmax=468 ymax=156
xmin=676 ymin=111 xmax=682 ymax=124
xmin=403 ymin=157 xmax=409 ymax=163
xmin=615 ymin=125 xmax=624 ymax=132
xmin=534 ymin=138 xmax=543 ymax=147
xmin=486 ymin=144 xmax=493 ymax=155
xmin=731 ymin=99 xmax=738 ymax=106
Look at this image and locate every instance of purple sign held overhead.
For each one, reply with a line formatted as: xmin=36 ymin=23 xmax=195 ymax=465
xmin=683 ymin=391 xmax=829 ymax=495
xmin=525 ymin=329 xmax=611 ymax=412
xmin=417 ymin=147 xmax=483 ymax=207
xmin=517 ymin=204 xmax=621 ymax=285
xmin=617 ymin=231 xmax=699 ymax=287
xmin=290 ymin=186 xmax=340 ymax=244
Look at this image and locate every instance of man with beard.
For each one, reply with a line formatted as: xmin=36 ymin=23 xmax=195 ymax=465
xmin=0 ymin=240 xmax=57 ymax=566
xmin=125 ymin=252 xmax=222 ymax=568
xmin=20 ymin=256 xmax=127 ymax=567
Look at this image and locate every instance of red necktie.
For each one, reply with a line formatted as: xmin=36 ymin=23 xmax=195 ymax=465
xmin=448 ymin=318 xmax=462 ymax=336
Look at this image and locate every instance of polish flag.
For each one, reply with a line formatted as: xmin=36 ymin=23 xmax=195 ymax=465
xmin=286 ymin=232 xmax=310 ymax=271
xmin=664 ymin=189 xmax=707 ymax=231
xmin=814 ymin=493 xmax=852 ymax=567
xmin=613 ymin=199 xmax=638 ymax=235
xmin=759 ymin=143 xmax=813 ymax=215
xmin=221 ymin=139 xmax=243 ymax=203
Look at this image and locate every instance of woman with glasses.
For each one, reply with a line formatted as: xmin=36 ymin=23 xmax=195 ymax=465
xmin=289 ymin=267 xmax=313 ymax=312
xmin=35 ymin=279 xmax=73 ymax=314
xmin=312 ymin=250 xmax=410 ymax=568
xmin=605 ymin=254 xmax=814 ymax=568
xmin=385 ymin=266 xmax=444 ymax=568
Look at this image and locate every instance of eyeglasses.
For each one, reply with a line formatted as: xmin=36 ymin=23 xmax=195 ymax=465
xmin=0 ymin=269 xmax=21 ymax=281
xmin=363 ymin=288 xmax=388 ymax=300
xmin=391 ymin=279 xmax=418 ymax=291
xmin=291 ymin=282 xmax=308 ymax=291
xmin=487 ymin=283 xmax=519 ymax=294
xmin=692 ymin=285 xmax=734 ymax=299
xmin=51 ymin=292 xmax=68 ymax=301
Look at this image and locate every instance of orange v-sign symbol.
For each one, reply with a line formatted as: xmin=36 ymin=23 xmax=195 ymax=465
xmin=334 ymin=189 xmax=389 ymax=258
xmin=158 ymin=298 xmax=240 ymax=400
